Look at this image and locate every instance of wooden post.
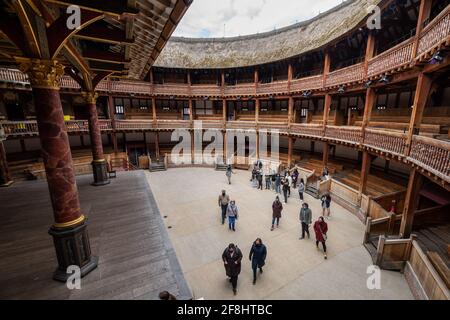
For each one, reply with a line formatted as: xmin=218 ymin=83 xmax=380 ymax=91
xmin=400 ymin=169 xmax=424 ymax=238
xmin=359 ymin=151 xmax=371 ymax=197
xmin=288 ymin=96 xmax=294 ymax=124
xmin=151 ymin=97 xmax=157 ymax=123
xmin=310 ymin=141 xmax=315 ymax=154
xmin=255 ymin=98 xmax=260 ymax=123
xmin=254 ymin=69 xmax=259 ymax=96
xmin=107 ymin=95 xmax=118 ymax=153
xmin=364 ymin=33 xmax=376 ymax=76
xmin=189 ymin=99 xmax=194 ymax=121
xmin=323 ymin=52 xmax=331 ymax=86
xmin=288 ymin=64 xmax=293 ymax=93
xmin=256 ymin=131 xmax=260 ymax=159
xmin=362 ymin=88 xmax=376 ymax=139
xmin=223 ymin=130 xmax=227 ymax=164
xmin=287 ymin=136 xmax=293 ymax=167
xmin=413 ymin=0 xmax=433 ymax=57
xmin=405 ymin=73 xmax=433 ymax=155
xmin=323 ymin=94 xmax=332 ymax=128
xmin=155 ymin=131 xmax=160 ymax=159
xmin=222 ymin=99 xmax=227 ymax=122
xmin=190 ymin=130 xmax=194 ymax=164
xmin=322 ymin=142 xmax=329 ymax=167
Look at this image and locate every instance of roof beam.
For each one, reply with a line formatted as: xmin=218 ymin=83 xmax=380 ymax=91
xmin=75 ymin=21 xmax=134 ymax=45
xmin=43 ymin=0 xmax=139 ymax=16
xmin=83 ymin=48 xmax=130 ymax=64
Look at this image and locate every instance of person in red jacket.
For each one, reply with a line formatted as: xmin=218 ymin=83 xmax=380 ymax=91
xmin=314 ymin=216 xmax=328 ymax=259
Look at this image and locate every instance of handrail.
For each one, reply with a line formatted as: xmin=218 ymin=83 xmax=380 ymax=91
xmin=417 ymin=4 xmax=450 ymax=58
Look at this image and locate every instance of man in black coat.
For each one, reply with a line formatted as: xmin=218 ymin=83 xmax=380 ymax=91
xmin=222 ymin=243 xmax=243 ymax=295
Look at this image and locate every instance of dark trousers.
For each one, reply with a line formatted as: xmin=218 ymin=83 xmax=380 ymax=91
xmin=288 ymin=186 xmax=291 ymax=196
xmin=258 ymin=180 xmax=263 ymax=190
xmin=221 ymin=204 xmax=228 ymax=224
xmin=299 ymin=192 xmax=304 ymax=201
xmin=252 ymin=266 xmax=263 ymax=281
xmin=272 ymin=217 xmax=280 ymax=226
xmin=230 ymin=275 xmax=238 ymax=290
xmin=283 ymin=190 xmax=288 ymax=203
xmin=301 ymin=222 xmax=309 ymax=238
xmin=316 ymin=240 xmax=327 ymax=252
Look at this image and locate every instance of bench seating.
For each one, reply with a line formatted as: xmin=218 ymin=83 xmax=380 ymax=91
xmin=336 ymin=170 xmax=405 ymax=197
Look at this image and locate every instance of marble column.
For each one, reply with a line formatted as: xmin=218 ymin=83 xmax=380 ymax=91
xmin=20 ymin=59 xmax=97 ymax=281
xmin=84 ymin=92 xmax=109 ymax=186
xmin=0 ymin=139 xmax=13 ymax=187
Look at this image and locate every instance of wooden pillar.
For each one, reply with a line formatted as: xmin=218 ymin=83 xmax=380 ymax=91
xmin=21 ymin=59 xmax=97 ymax=281
xmin=323 ymin=94 xmax=332 ymax=128
xmin=400 ymin=169 xmax=424 ymax=238
xmin=364 ymin=33 xmax=376 ymax=76
xmin=323 ymin=52 xmax=331 ymax=86
xmin=310 ymin=140 xmax=315 ymax=154
xmin=287 ymin=136 xmax=293 ymax=167
xmin=155 ymin=131 xmax=160 ymax=159
xmin=0 ymin=140 xmax=13 ymax=186
xmin=406 ymin=73 xmax=433 ymax=154
xmin=362 ymin=87 xmax=376 ymax=139
xmin=288 ymin=64 xmax=293 ymax=93
xmin=190 ymin=130 xmax=194 ymax=164
xmin=413 ymin=0 xmax=433 ymax=57
xmin=254 ymin=69 xmax=259 ymax=96
xmin=322 ymin=142 xmax=329 ymax=167
xmin=359 ymin=151 xmax=371 ymax=196
xmin=151 ymin=97 xmax=157 ymax=123
xmin=256 ymin=131 xmax=260 ymax=159
xmin=222 ymin=99 xmax=227 ymax=122
xmin=223 ymin=130 xmax=227 ymax=164
xmin=255 ymin=98 xmax=260 ymax=122
xmin=143 ymin=132 xmax=148 ymax=154
xmin=189 ymin=99 xmax=194 ymax=121
xmin=107 ymin=95 xmax=118 ymax=153
xmin=288 ymin=96 xmax=294 ymax=124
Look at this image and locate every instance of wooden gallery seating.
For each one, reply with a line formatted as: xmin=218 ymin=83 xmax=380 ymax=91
xmin=297 ymin=158 xmax=344 ymax=176
xmin=336 ymin=170 xmax=405 ymax=197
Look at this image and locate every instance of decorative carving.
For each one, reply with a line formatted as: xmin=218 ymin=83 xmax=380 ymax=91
xmin=18 ymin=59 xmax=64 ymax=89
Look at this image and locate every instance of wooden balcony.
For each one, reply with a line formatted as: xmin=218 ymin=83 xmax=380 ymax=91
xmin=417 ymin=5 xmax=450 ymax=59
xmin=190 ymin=84 xmax=222 ymax=97
xmin=325 ymin=126 xmax=363 ymax=145
xmin=152 ymin=83 xmax=189 ymax=96
xmin=155 ymin=119 xmax=190 ymax=130
xmin=364 ymin=128 xmax=407 ymax=156
xmin=0 ymin=68 xmax=29 ymax=84
xmin=65 ymin=120 xmax=89 ymax=133
xmin=408 ymin=135 xmax=450 ymax=183
xmin=223 ymin=83 xmax=255 ymax=97
xmin=1 ymin=120 xmax=38 ymax=136
xmin=115 ymin=119 xmax=154 ymax=131
xmin=290 ymin=75 xmax=324 ymax=92
xmin=367 ymin=38 xmax=414 ymax=78
xmin=325 ymin=63 xmax=365 ymax=88
xmin=226 ymin=121 xmax=257 ymax=130
xmin=109 ymin=80 xmax=152 ymax=95
xmin=290 ymin=123 xmax=324 ymax=138
xmin=257 ymin=81 xmax=289 ymax=95
xmin=257 ymin=121 xmax=289 ymax=132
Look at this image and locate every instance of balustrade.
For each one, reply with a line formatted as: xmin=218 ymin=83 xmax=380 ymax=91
xmin=152 ymin=83 xmax=190 ymax=96
xmin=190 ymin=84 xmax=222 ymax=96
xmin=65 ymin=120 xmax=89 ymax=132
xmin=290 ymin=75 xmax=324 ymax=92
xmin=224 ymin=83 xmax=255 ymax=96
xmin=257 ymin=81 xmax=289 ymax=95
xmin=325 ymin=126 xmax=362 ymax=144
xmin=115 ymin=120 xmax=154 ymax=130
xmin=325 ymin=63 xmax=365 ymax=87
xmin=0 ymin=120 xmax=38 ymax=135
xmin=417 ymin=6 xmax=450 ymax=57
xmin=110 ymin=80 xmax=152 ymax=95
xmin=363 ymin=128 xmax=407 ymax=156
xmin=289 ymin=123 xmax=323 ymax=138
xmin=409 ymin=135 xmax=450 ymax=182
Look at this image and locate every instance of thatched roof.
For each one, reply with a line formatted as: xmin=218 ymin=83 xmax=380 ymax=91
xmin=154 ymin=0 xmax=382 ymax=69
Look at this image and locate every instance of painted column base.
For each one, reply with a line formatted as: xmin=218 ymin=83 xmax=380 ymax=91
xmin=49 ymin=220 xmax=98 ymax=282
xmin=91 ymin=159 xmax=110 ymax=186
xmin=0 ymin=180 xmax=14 ymax=187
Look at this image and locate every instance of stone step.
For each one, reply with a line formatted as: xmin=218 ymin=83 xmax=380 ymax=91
xmin=305 ymin=186 xmax=319 ymax=199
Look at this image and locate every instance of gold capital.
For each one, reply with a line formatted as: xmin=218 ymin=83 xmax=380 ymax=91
xmin=53 ymin=215 xmax=86 ymax=229
xmin=18 ymin=58 xmax=64 ymax=90
xmin=82 ymin=91 xmax=99 ymax=105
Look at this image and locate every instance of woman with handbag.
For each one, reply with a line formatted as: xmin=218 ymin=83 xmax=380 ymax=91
xmin=313 ymin=216 xmax=328 ymax=259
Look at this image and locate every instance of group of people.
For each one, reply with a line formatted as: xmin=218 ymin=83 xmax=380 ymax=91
xmin=222 ymin=239 xmax=267 ymax=295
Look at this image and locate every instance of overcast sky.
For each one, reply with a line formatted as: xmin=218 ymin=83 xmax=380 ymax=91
xmin=173 ymin=0 xmax=344 ymax=38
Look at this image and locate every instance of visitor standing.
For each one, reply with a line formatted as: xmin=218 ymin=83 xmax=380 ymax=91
xmin=218 ymin=190 xmax=230 ymax=224
xmin=265 ymin=173 xmax=271 ymax=189
xmin=257 ymin=170 xmax=263 ymax=190
xmin=314 ymin=216 xmax=328 ymax=259
xmin=298 ymin=178 xmax=305 ymax=202
xmin=282 ymin=178 xmax=289 ymax=203
xmin=320 ymin=193 xmax=332 ymax=218
xmin=226 ymin=164 xmax=234 ymax=185
xmin=292 ymin=169 xmax=299 ymax=189
xmin=271 ymin=196 xmax=283 ymax=231
xmin=222 ymin=243 xmax=243 ymax=295
xmin=249 ymin=238 xmax=267 ymax=285
xmin=299 ymin=202 xmax=312 ymax=239
xmin=275 ymin=174 xmax=281 ymax=194
xmin=226 ymin=200 xmax=239 ymax=231
xmin=271 ymin=172 xmax=276 ymax=190
xmin=287 ymin=174 xmax=292 ymax=197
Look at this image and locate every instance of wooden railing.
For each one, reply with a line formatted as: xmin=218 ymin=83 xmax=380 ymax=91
xmin=330 ymin=178 xmax=360 ymax=208
xmin=152 ymin=83 xmax=189 ymax=96
xmin=290 ymin=75 xmax=324 ymax=92
xmin=257 ymin=81 xmax=289 ymax=95
xmin=59 ymin=76 xmax=81 ymax=89
xmin=407 ymin=240 xmax=450 ymax=300
xmin=409 ymin=135 xmax=450 ymax=182
xmin=367 ymin=38 xmax=414 ymax=78
xmin=375 ymin=236 xmax=414 ymax=270
xmin=1 ymin=121 xmax=449 ymax=183
xmin=110 ymin=80 xmax=152 ymax=95
xmin=325 ymin=63 xmax=365 ymax=87
xmin=191 ymin=84 xmax=222 ymax=96
xmin=364 ymin=128 xmax=407 ymax=156
xmin=325 ymin=126 xmax=362 ymax=145
xmin=223 ymin=83 xmax=255 ymax=96
xmin=290 ymin=123 xmax=323 ymax=138
xmin=0 ymin=68 xmax=28 ymax=84
xmin=115 ymin=119 xmax=154 ymax=130
xmin=417 ymin=5 xmax=450 ymax=58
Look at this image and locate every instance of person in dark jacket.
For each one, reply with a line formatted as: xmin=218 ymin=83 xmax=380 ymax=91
xmin=226 ymin=164 xmax=234 ymax=184
xmin=314 ymin=216 xmax=328 ymax=259
xmin=249 ymin=238 xmax=267 ymax=285
xmin=271 ymin=196 xmax=283 ymax=231
xmin=275 ymin=174 xmax=281 ymax=194
xmin=299 ymin=202 xmax=312 ymax=239
xmin=298 ymin=178 xmax=305 ymax=202
xmin=282 ymin=178 xmax=289 ymax=203
xmin=159 ymin=291 xmax=177 ymax=300
xmin=257 ymin=170 xmax=263 ymax=190
xmin=320 ymin=193 xmax=332 ymax=219
xmin=222 ymin=243 xmax=243 ymax=295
